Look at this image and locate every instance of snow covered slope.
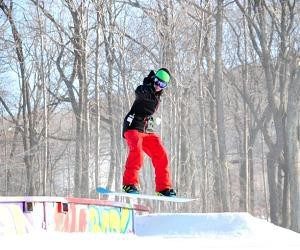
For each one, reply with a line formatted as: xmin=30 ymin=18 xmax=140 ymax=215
xmin=134 ymin=212 xmax=300 ymax=249
xmin=1 ymin=212 xmax=299 ymax=250
xmin=135 ymin=212 xmax=299 ymax=238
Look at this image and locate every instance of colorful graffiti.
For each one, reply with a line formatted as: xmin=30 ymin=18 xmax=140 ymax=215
xmin=0 ymin=204 xmax=30 ymax=235
xmin=54 ymin=204 xmax=88 ymax=232
xmin=54 ymin=204 xmax=133 ymax=233
xmin=88 ymin=206 xmax=132 ymax=233
xmin=0 ymin=197 xmax=138 ymax=235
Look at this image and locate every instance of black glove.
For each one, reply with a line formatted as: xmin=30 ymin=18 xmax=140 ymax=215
xmin=143 ymin=70 xmax=155 ymax=86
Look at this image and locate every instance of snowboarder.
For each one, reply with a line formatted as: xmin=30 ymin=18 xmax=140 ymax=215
xmin=122 ymin=68 xmax=176 ymax=197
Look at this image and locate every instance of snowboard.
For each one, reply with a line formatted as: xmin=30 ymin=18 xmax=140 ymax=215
xmin=96 ymin=187 xmax=196 ymax=203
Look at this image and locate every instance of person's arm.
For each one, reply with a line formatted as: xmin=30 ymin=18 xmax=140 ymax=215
xmin=143 ymin=70 xmax=155 ymax=86
xmin=135 ymin=85 xmax=152 ymax=100
xmin=135 ymin=70 xmax=156 ymax=100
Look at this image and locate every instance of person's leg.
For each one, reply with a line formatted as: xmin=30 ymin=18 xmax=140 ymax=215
xmin=142 ymin=133 xmax=172 ymax=192
xmin=122 ymin=130 xmax=144 ymax=187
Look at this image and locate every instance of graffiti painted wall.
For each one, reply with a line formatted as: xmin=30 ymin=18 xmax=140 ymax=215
xmin=53 ymin=204 xmax=133 ymax=233
xmin=0 ymin=197 xmax=148 ymax=236
xmin=0 ymin=203 xmax=32 ymax=235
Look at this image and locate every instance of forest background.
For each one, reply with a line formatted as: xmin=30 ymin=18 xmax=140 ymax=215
xmin=0 ymin=0 xmax=300 ymax=233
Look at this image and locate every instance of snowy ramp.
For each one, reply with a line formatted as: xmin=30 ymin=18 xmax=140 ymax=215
xmin=135 ymin=212 xmax=300 ymax=239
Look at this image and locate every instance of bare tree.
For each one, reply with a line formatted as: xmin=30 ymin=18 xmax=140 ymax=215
xmin=214 ymin=0 xmax=230 ymax=211
xmin=0 ymin=1 xmax=36 ymax=195
xmin=235 ymin=0 xmax=298 ymax=226
xmin=92 ymin=0 xmax=103 ymax=193
xmin=286 ymin=58 xmax=300 ymax=232
xmin=99 ymin=0 xmax=118 ymax=191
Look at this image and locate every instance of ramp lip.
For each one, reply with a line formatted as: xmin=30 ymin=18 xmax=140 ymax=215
xmin=0 ymin=196 xmax=68 ymax=203
xmin=0 ymin=196 xmax=150 ymax=212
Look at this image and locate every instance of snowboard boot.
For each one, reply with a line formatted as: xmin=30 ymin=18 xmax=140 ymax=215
xmin=156 ymin=188 xmax=176 ymax=197
xmin=122 ymin=185 xmax=140 ymax=194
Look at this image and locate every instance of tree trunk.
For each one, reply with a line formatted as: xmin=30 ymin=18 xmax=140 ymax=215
xmin=214 ymin=0 xmax=229 ymax=211
xmin=94 ymin=3 xmax=102 ymax=192
xmin=35 ymin=2 xmax=49 ymax=196
xmin=0 ymin=1 xmax=36 ymax=195
xmin=197 ymin=64 xmax=208 ymax=212
xmin=101 ymin=0 xmax=116 ymax=190
xmin=266 ymin=152 xmax=279 ymax=225
xmin=286 ymin=65 xmax=300 ymax=232
xmin=57 ymin=1 xmax=90 ymax=197
xmin=180 ymin=89 xmax=189 ymax=193
xmin=74 ymin=116 xmax=82 ymax=197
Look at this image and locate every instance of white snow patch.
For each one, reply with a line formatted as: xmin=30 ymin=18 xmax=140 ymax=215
xmin=1 ymin=212 xmax=299 ymax=250
xmin=135 ymin=212 xmax=299 ymax=238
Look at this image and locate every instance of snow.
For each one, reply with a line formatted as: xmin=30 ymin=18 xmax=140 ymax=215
xmin=1 ymin=212 xmax=299 ymax=250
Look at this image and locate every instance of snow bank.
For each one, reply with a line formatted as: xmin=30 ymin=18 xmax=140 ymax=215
xmin=1 ymin=212 xmax=299 ymax=250
xmin=135 ymin=212 xmax=300 ymax=239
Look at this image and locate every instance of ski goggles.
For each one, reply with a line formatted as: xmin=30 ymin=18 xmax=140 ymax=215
xmin=154 ymin=77 xmax=168 ymax=89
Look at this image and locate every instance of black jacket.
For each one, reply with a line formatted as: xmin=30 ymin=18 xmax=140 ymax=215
xmin=123 ymin=71 xmax=163 ymax=136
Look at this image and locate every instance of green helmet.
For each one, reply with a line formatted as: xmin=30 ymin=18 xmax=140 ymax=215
xmin=155 ymin=68 xmax=171 ymax=83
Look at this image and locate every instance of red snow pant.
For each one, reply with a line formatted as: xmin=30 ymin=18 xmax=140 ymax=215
xmin=122 ymin=129 xmax=172 ymax=192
